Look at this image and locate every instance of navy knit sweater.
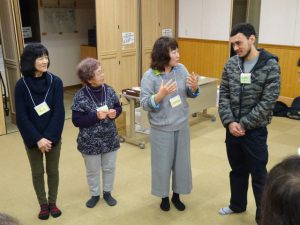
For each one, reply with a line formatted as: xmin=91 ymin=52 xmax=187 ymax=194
xmin=14 ymin=72 xmax=65 ymax=148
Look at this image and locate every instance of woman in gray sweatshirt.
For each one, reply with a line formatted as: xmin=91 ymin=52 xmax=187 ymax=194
xmin=140 ymin=36 xmax=199 ymax=211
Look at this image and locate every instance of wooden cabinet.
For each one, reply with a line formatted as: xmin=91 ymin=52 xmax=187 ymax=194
xmin=95 ymin=0 xmax=139 ymax=93
xmin=80 ymin=45 xmax=97 ymax=60
xmin=141 ymin=0 xmax=176 ymax=75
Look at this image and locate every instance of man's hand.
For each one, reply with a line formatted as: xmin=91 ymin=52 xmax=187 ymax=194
xmin=228 ymin=122 xmax=246 ymax=137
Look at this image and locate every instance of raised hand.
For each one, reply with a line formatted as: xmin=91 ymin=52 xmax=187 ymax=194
xmin=186 ymin=72 xmax=198 ymax=92
xmin=154 ymin=79 xmax=177 ymax=103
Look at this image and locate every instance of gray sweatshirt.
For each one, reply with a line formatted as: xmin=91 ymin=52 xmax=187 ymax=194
xmin=140 ymin=63 xmax=199 ymax=131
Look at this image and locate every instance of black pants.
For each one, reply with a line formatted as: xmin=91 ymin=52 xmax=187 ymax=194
xmin=225 ymin=127 xmax=268 ymax=221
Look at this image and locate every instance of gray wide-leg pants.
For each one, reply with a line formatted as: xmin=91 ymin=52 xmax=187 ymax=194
xmin=150 ymin=123 xmax=192 ymax=197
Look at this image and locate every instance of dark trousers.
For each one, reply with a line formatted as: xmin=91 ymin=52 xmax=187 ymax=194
xmin=225 ymin=127 xmax=268 ymax=221
xmin=26 ymin=142 xmax=61 ymax=205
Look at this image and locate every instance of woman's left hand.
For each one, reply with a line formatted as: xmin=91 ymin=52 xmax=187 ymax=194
xmin=186 ymin=72 xmax=198 ymax=92
xmin=108 ymin=109 xmax=116 ymax=119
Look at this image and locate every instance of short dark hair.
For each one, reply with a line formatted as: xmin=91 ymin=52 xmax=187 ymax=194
xmin=260 ymin=155 xmax=300 ymax=225
xmin=230 ymin=23 xmax=256 ymax=38
xmin=77 ymin=58 xmax=100 ymax=84
xmin=150 ymin=36 xmax=178 ymax=71
xmin=0 ymin=213 xmax=21 ymax=225
xmin=20 ymin=43 xmax=50 ymax=77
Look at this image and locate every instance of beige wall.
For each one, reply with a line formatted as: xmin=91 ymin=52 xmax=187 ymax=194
xmin=38 ymin=3 xmax=95 ymax=87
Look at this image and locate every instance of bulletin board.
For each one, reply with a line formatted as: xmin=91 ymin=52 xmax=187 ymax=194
xmin=41 ymin=8 xmax=77 ymax=34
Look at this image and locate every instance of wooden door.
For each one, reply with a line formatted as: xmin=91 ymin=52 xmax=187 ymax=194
xmin=118 ymin=0 xmax=139 ymax=92
xmin=0 ymin=0 xmax=24 ymax=134
xmin=141 ymin=0 xmax=176 ymax=77
xmin=96 ymin=0 xmax=139 ymax=93
xmin=96 ymin=0 xmax=119 ymax=90
xmin=158 ymin=0 xmax=176 ymax=37
xmin=141 ymin=0 xmax=158 ymax=75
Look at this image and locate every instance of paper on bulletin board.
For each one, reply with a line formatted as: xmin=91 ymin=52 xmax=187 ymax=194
xmin=162 ymin=28 xmax=173 ymax=37
xmin=122 ymin=32 xmax=134 ymax=45
xmin=22 ymin=27 xmax=32 ymax=38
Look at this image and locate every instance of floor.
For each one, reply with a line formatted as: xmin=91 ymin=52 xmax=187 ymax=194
xmin=0 ymin=107 xmax=299 ymax=225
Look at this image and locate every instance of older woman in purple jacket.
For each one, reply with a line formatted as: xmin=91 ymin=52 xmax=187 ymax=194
xmin=72 ymin=58 xmax=122 ymax=208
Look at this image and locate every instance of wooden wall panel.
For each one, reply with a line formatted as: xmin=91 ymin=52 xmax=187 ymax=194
xmin=178 ymin=39 xmax=300 ymax=101
xmin=259 ymin=44 xmax=300 ymax=98
xmin=178 ymin=38 xmax=229 ymax=79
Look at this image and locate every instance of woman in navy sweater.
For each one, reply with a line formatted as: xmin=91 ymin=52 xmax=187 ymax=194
xmin=72 ymin=58 xmax=122 ymax=208
xmin=14 ymin=43 xmax=65 ymax=220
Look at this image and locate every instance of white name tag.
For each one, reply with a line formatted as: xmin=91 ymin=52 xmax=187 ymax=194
xmin=240 ymin=73 xmax=251 ymax=84
xmin=97 ymin=105 xmax=109 ymax=112
xmin=169 ymin=95 xmax=182 ymax=108
xmin=34 ymin=102 xmax=50 ymax=116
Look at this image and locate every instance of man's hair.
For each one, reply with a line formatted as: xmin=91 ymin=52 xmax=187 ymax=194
xmin=260 ymin=155 xmax=300 ymax=225
xmin=76 ymin=57 xmax=100 ymax=84
xmin=230 ymin=23 xmax=256 ymax=38
xmin=20 ymin=43 xmax=50 ymax=77
xmin=150 ymin=36 xmax=178 ymax=71
xmin=0 ymin=213 xmax=20 ymax=225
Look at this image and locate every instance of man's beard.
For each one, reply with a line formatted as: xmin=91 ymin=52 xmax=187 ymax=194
xmin=241 ymin=45 xmax=252 ymax=60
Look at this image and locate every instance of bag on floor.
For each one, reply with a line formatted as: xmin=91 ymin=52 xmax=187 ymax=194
xmin=287 ymin=97 xmax=300 ymax=120
xmin=273 ymin=101 xmax=288 ymax=117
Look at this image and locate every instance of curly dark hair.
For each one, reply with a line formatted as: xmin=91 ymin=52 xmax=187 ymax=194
xmin=76 ymin=57 xmax=100 ymax=84
xmin=260 ymin=155 xmax=300 ymax=225
xmin=230 ymin=23 xmax=256 ymax=38
xmin=20 ymin=43 xmax=50 ymax=77
xmin=150 ymin=36 xmax=178 ymax=71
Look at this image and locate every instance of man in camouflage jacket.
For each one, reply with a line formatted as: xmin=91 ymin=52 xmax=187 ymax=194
xmin=218 ymin=23 xmax=280 ymax=224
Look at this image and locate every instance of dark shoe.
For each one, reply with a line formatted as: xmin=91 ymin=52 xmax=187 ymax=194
xmin=160 ymin=197 xmax=170 ymax=211
xmin=103 ymin=192 xmax=117 ymax=206
xmin=86 ymin=196 xmax=100 ymax=208
xmin=49 ymin=203 xmax=62 ymax=218
xmin=38 ymin=204 xmax=50 ymax=220
xmin=171 ymin=193 xmax=185 ymax=211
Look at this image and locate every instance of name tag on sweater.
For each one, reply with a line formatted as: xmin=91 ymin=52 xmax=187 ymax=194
xmin=240 ymin=73 xmax=251 ymax=84
xmin=170 ymin=95 xmax=182 ymax=108
xmin=34 ymin=102 xmax=50 ymax=116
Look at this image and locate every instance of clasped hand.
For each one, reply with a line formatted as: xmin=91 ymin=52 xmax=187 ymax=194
xmin=37 ymin=138 xmax=52 ymax=153
xmin=97 ymin=109 xmax=116 ymax=120
xmin=228 ymin=122 xmax=245 ymax=137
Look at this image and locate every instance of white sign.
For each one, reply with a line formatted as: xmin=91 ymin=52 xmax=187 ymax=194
xmin=23 ymin=27 xmax=32 ymax=38
xmin=122 ymin=32 xmax=134 ymax=45
xmin=162 ymin=28 xmax=173 ymax=37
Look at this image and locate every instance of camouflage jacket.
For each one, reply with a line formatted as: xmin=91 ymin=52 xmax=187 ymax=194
xmin=218 ymin=49 xmax=281 ymax=130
